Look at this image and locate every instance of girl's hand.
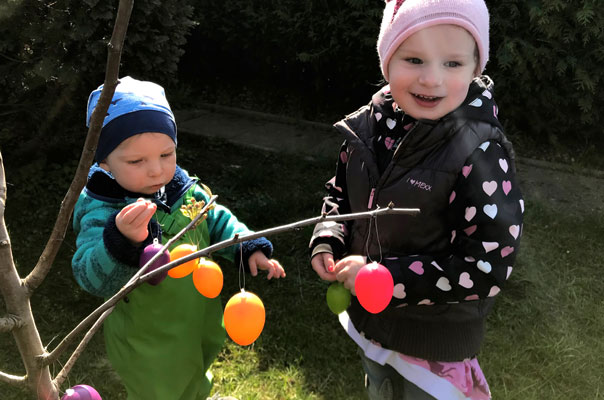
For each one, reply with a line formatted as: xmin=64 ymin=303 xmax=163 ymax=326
xmin=334 ymin=255 xmax=367 ymax=295
xmin=311 ymin=253 xmax=337 ymax=282
xmin=115 ymin=198 xmax=157 ymax=244
xmin=248 ymin=250 xmax=286 ymax=279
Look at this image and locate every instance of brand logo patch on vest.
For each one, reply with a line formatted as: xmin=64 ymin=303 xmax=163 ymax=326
xmin=406 ymin=177 xmax=432 ymax=191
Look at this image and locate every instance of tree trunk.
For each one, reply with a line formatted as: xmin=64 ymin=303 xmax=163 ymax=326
xmin=0 ymin=152 xmax=58 ymax=399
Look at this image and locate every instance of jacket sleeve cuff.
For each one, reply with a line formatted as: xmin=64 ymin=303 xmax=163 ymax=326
xmin=103 ymin=211 xmax=158 ymax=267
xmin=309 ymin=238 xmax=345 ymax=261
xmin=236 ymin=237 xmax=273 ymax=272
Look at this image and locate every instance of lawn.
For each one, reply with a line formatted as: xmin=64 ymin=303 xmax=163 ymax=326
xmin=1 ymin=131 xmax=603 ymax=399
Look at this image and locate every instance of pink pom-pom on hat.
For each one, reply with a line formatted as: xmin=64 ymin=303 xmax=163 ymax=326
xmin=377 ymin=0 xmax=490 ymax=81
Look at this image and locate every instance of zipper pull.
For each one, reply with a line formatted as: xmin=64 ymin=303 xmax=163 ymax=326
xmin=368 ymin=188 xmax=376 ymax=209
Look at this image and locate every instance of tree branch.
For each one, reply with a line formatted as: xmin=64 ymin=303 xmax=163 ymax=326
xmin=40 ymin=204 xmax=419 ymax=366
xmin=53 ymin=307 xmax=113 ymax=388
xmin=0 ymin=370 xmax=27 ymax=386
xmin=23 ymin=0 xmax=135 ymax=294
xmin=41 ymin=195 xmax=218 ymax=366
xmin=0 ymin=314 xmax=24 ymax=333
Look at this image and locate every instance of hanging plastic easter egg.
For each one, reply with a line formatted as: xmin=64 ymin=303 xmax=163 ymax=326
xmin=139 ymin=239 xmax=170 ymax=285
xmin=168 ymin=243 xmax=199 ymax=278
xmin=192 ymin=258 xmax=223 ymax=298
xmin=61 ymin=384 xmax=102 ymax=400
xmin=224 ymin=290 xmax=265 ymax=346
xmin=326 ymin=281 xmax=351 ymax=315
xmin=354 ymin=262 xmax=394 ymax=314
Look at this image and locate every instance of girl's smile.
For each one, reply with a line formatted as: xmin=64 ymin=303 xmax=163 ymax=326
xmin=387 ymin=24 xmax=479 ymax=120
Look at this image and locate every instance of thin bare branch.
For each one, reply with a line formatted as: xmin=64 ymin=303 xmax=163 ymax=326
xmin=53 ymin=307 xmax=113 ymax=388
xmin=0 ymin=370 xmax=27 ymax=386
xmin=23 ymin=0 xmax=135 ymax=294
xmin=144 ymin=205 xmax=422 ymax=273
xmin=40 ymin=204 xmax=419 ymax=367
xmin=125 ymin=196 xmax=218 ymax=287
xmin=0 ymin=314 xmax=24 ymax=333
xmin=41 ymin=195 xmax=218 ymax=366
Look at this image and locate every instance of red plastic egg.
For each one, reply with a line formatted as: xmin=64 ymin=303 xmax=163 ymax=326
xmin=139 ymin=239 xmax=170 ymax=285
xmin=61 ymin=384 xmax=102 ymax=400
xmin=354 ymin=262 xmax=394 ymax=314
xmin=223 ymin=290 xmax=265 ymax=346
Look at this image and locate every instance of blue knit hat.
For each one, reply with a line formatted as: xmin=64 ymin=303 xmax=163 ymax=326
xmin=86 ymin=76 xmax=177 ymax=162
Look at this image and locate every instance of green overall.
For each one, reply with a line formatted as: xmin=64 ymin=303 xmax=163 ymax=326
xmin=103 ymin=187 xmax=226 ymax=399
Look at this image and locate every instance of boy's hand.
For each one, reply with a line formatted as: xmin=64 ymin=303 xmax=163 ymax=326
xmin=311 ymin=253 xmax=337 ymax=282
xmin=248 ymin=250 xmax=286 ymax=280
xmin=115 ymin=198 xmax=157 ymax=245
xmin=333 ymin=255 xmax=367 ymax=295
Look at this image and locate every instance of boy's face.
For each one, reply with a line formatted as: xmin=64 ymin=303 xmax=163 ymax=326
xmin=100 ymin=132 xmax=176 ymax=195
xmin=387 ymin=24 xmax=479 ymax=121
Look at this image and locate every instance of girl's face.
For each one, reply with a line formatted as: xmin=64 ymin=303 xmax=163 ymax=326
xmin=100 ymin=132 xmax=176 ymax=194
xmin=387 ymin=24 xmax=479 ymax=121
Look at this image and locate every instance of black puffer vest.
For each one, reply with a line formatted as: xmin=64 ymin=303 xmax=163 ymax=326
xmin=339 ymin=76 xmax=515 ymax=361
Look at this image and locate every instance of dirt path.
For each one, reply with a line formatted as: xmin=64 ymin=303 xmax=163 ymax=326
xmin=516 ymin=158 xmax=604 ymax=215
xmin=177 ymin=106 xmax=604 ymax=217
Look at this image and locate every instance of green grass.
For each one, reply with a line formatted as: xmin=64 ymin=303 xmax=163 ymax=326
xmin=2 ymin=132 xmax=603 ymax=399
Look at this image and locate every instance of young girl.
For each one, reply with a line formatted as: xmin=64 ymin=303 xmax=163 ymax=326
xmin=309 ymin=0 xmax=523 ymax=398
xmin=72 ymin=76 xmax=285 ymax=399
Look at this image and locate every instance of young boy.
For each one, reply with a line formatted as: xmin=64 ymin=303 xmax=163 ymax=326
xmin=72 ymin=76 xmax=285 ymax=399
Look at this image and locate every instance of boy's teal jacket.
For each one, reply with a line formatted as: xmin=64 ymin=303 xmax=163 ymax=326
xmin=72 ymin=164 xmax=272 ymax=399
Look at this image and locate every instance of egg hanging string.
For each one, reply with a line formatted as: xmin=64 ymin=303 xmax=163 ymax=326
xmin=364 ymin=207 xmax=383 ymax=264
xmin=238 ymin=235 xmax=246 ymax=291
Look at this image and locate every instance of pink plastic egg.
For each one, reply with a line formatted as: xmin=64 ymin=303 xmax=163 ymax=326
xmin=61 ymin=384 xmax=102 ymax=400
xmin=140 ymin=239 xmax=170 ymax=285
xmin=354 ymin=262 xmax=394 ymax=314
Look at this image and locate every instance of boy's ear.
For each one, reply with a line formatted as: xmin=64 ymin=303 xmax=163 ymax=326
xmin=99 ymin=161 xmax=110 ymax=172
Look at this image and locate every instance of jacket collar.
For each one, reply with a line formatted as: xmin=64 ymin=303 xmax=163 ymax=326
xmin=84 ymin=164 xmax=196 ymax=212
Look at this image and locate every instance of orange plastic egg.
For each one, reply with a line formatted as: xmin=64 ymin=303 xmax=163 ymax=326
xmin=223 ymin=290 xmax=265 ymax=346
xmin=192 ymin=258 xmax=223 ymax=298
xmin=168 ymin=244 xmax=199 ymax=278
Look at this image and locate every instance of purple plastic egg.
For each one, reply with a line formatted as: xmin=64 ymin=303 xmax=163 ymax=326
xmin=61 ymin=384 xmax=102 ymax=400
xmin=140 ymin=239 xmax=170 ymax=285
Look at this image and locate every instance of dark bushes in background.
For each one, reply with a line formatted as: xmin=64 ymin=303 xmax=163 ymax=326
xmin=1 ymin=0 xmax=603 ymax=158
xmin=0 ymin=0 xmax=194 ymax=162
xmin=184 ymin=0 xmax=603 ymax=151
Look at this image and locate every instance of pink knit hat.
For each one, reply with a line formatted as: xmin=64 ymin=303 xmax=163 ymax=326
xmin=377 ymin=0 xmax=490 ymax=81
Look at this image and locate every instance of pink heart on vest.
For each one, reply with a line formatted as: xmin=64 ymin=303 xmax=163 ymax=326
xmin=502 ymin=180 xmax=512 ymax=195
xmin=501 ymin=246 xmax=514 ymax=257
xmin=465 ymin=207 xmax=477 ymax=221
xmin=459 ymin=272 xmax=474 ymax=288
xmin=408 ymin=261 xmax=424 ymax=275
xmin=462 ymin=164 xmax=473 ymax=178
xmin=482 ymin=241 xmax=499 ymax=253
xmin=393 ymin=283 xmax=406 ymax=299
xmin=464 ymin=225 xmax=477 ymax=236
xmin=509 ymin=225 xmax=520 ymax=239
xmin=488 ymin=286 xmax=501 ymax=297
xmin=482 ymin=181 xmax=497 ymax=196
